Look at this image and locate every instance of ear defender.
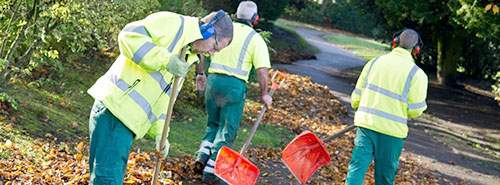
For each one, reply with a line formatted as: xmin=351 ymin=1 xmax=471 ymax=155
xmin=200 ymin=10 xmax=226 ymax=40
xmin=251 ymin=13 xmax=259 ymax=26
xmin=391 ymin=28 xmax=424 ymax=56
xmin=392 ymin=36 xmax=399 ymax=48
xmin=412 ymin=45 xmax=421 ymax=56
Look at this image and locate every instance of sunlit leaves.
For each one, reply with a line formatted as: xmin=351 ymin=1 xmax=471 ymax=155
xmin=485 ymin=4 xmax=499 ymax=14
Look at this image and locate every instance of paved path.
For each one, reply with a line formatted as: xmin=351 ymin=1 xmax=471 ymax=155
xmin=274 ymin=26 xmax=500 ymax=185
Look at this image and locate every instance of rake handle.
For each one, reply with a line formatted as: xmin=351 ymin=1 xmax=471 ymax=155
xmin=240 ymin=70 xmax=286 ymax=155
xmin=239 ymin=88 xmax=275 ymax=155
xmin=322 ymin=124 xmax=356 ymax=143
xmin=152 ymin=48 xmax=186 ymax=185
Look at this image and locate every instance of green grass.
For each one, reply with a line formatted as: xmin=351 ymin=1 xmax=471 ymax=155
xmin=275 ymin=18 xmax=390 ymax=61
xmin=323 ymin=33 xmax=390 ymax=61
xmin=1 ymin=58 xmax=295 ymax=160
xmin=167 ymin=116 xmax=294 ymax=158
xmin=271 ymin=19 xmax=319 ymax=53
xmin=274 ymin=18 xmax=322 ymax=30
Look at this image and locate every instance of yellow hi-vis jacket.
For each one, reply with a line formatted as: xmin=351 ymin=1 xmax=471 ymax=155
xmin=209 ymin=22 xmax=270 ymax=82
xmin=88 ymin=11 xmax=203 ymax=139
xmin=351 ymin=48 xmax=428 ymax=138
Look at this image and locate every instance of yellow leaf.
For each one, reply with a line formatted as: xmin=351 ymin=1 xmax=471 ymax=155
xmin=493 ymin=5 xmax=499 ymax=14
xmin=76 ymin=153 xmax=82 ymax=161
xmin=71 ymin=121 xmax=78 ymax=128
xmin=75 ymin=142 xmax=84 ymax=152
xmin=485 ymin=4 xmax=492 ymax=12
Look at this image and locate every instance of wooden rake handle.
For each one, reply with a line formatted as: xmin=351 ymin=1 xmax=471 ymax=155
xmin=239 ymin=70 xmax=287 ymax=155
xmin=152 ymin=48 xmax=187 ymax=185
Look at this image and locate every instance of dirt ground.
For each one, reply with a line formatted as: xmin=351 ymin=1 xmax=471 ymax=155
xmin=274 ymin=25 xmax=500 ymax=185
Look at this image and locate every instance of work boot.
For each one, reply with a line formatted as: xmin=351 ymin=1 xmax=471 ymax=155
xmin=193 ymin=155 xmax=209 ymax=175
xmin=202 ymin=173 xmax=224 ymax=185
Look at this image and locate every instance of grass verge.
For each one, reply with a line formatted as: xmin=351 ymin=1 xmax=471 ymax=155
xmin=323 ymin=34 xmax=389 ymax=61
xmin=1 ymin=56 xmax=295 ymax=160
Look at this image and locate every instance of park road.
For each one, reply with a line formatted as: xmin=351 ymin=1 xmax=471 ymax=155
xmin=274 ymin=26 xmax=500 ymax=185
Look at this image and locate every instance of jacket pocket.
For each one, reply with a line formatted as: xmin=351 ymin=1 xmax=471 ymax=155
xmin=124 ymin=79 xmax=141 ymax=96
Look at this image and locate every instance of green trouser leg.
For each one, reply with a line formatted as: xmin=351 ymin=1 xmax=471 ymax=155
xmin=199 ymin=74 xmax=246 ymax=177
xmin=346 ymin=127 xmax=404 ymax=185
xmin=89 ymin=100 xmax=134 ymax=185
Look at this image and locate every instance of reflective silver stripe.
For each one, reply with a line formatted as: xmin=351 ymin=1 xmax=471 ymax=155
xmin=203 ymin=166 xmax=215 ymax=174
xmin=158 ymin=114 xmax=166 ymax=120
xmin=354 ymin=88 xmax=362 ymax=95
xmin=122 ymin=24 xmax=150 ymax=37
xmin=366 ymin=83 xmax=407 ymax=103
xmin=363 ymin=57 xmax=380 ymax=88
xmin=127 ymin=90 xmax=156 ymax=124
xmin=168 ymin=16 xmax=184 ymax=53
xmin=209 ymin=63 xmax=248 ymax=76
xmin=401 ymin=65 xmax=419 ymax=101
xmin=200 ymin=141 xmax=213 ymax=148
xmin=209 ymin=31 xmax=257 ymax=76
xmin=132 ymin=42 xmax=157 ymax=64
xmin=408 ymin=101 xmax=427 ymax=109
xmin=148 ymin=71 xmax=171 ymax=94
xmin=237 ymin=31 xmax=257 ymax=69
xmin=197 ymin=147 xmax=210 ymax=155
xmin=115 ymin=79 xmax=130 ymax=91
xmin=207 ymin=159 xmax=216 ymax=166
xmin=358 ymin=106 xmax=407 ymax=124
xmin=108 ymin=75 xmax=156 ymax=124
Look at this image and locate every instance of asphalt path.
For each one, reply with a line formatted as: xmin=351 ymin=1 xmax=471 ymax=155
xmin=274 ymin=26 xmax=500 ymax=185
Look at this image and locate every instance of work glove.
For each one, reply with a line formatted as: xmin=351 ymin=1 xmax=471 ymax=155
xmin=195 ymin=73 xmax=206 ymax=91
xmin=166 ymin=54 xmax=191 ymax=77
xmin=155 ymin=135 xmax=170 ymax=158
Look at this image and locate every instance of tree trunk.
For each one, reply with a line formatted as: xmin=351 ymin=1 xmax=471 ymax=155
xmin=436 ymin=34 xmax=462 ymax=86
xmin=320 ymin=0 xmax=329 ymax=14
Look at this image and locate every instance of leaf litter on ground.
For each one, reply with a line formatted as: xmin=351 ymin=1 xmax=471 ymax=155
xmin=0 ymin=70 xmax=466 ymax=184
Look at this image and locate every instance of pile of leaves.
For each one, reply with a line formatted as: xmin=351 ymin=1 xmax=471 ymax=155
xmin=243 ymin=70 xmax=348 ymax=135
xmin=0 ymin=138 xmax=182 ymax=184
xmin=0 ymin=71 xmax=458 ymax=184
xmin=270 ymin=48 xmax=316 ymax=64
xmin=240 ymin=70 xmax=445 ymax=184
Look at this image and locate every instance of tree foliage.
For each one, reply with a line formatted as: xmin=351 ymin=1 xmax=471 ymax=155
xmin=0 ymin=0 xmax=161 ymax=110
xmin=374 ymin=0 xmax=500 ymax=86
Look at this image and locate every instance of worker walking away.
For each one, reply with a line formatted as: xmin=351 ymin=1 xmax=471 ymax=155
xmin=346 ymin=29 xmax=428 ymax=185
xmin=193 ymin=1 xmax=272 ymax=183
xmin=87 ymin=10 xmax=233 ymax=184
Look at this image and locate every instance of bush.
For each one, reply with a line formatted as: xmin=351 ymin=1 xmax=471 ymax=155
xmin=284 ymin=2 xmax=324 ymax=24
xmin=0 ymin=0 xmax=161 ymax=110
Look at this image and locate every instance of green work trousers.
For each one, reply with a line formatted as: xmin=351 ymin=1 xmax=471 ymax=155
xmin=89 ymin=100 xmax=134 ymax=185
xmin=197 ymin=74 xmax=246 ymax=176
xmin=346 ymin=127 xmax=404 ymax=185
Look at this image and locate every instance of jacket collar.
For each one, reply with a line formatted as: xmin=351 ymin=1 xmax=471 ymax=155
xmin=391 ymin=47 xmax=414 ymax=62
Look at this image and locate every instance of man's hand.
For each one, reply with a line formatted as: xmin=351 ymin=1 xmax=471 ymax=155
xmin=196 ymin=74 xmax=206 ymax=91
xmin=155 ymin=135 xmax=170 ymax=158
xmin=166 ymin=54 xmax=190 ymax=77
xmin=262 ymin=94 xmax=272 ymax=108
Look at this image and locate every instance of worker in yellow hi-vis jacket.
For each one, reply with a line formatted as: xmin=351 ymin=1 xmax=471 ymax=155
xmin=87 ymin=10 xmax=233 ymax=184
xmin=192 ymin=1 xmax=272 ymax=184
xmin=346 ymin=29 xmax=428 ymax=185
